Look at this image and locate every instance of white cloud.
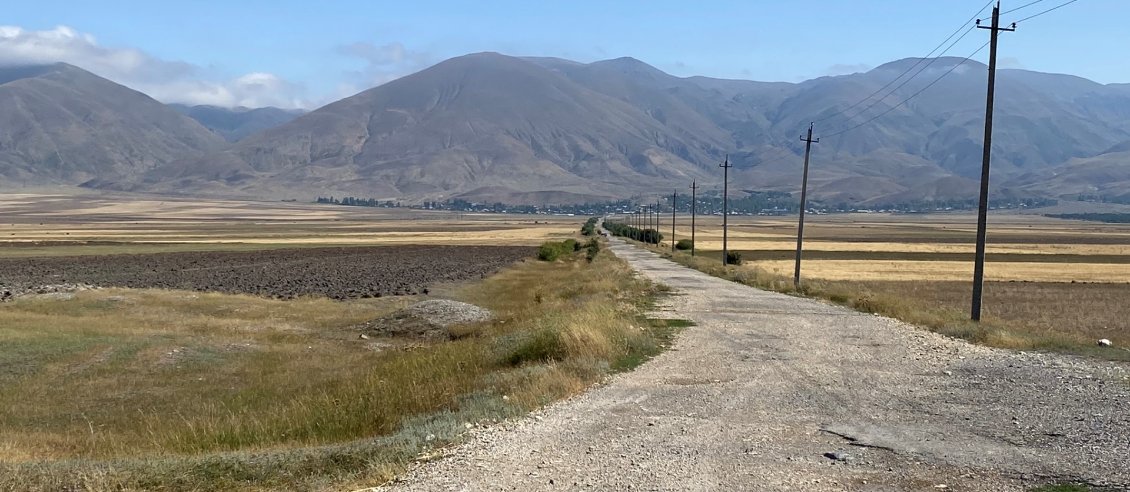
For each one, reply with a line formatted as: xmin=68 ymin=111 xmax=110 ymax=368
xmin=824 ymin=63 xmax=872 ymax=76
xmin=337 ymin=41 xmax=432 ymax=89
xmin=0 ymin=25 xmax=309 ymax=109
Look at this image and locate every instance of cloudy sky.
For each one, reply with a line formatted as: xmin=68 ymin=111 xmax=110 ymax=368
xmin=2 ymin=0 xmax=1123 ymax=110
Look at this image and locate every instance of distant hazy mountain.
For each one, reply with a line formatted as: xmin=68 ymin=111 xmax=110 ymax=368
xmin=133 ymin=53 xmax=721 ymax=202
xmin=170 ymin=104 xmax=304 ymax=142
xmin=6 ymin=55 xmax=1129 ymax=205
xmin=0 ymin=63 xmax=225 ymax=186
xmin=116 ymin=53 xmax=1129 ymax=204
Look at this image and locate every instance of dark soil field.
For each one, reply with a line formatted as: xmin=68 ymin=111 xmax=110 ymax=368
xmin=0 ymin=245 xmax=534 ymax=299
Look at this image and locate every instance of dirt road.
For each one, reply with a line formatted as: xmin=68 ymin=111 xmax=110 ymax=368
xmin=380 ymin=239 xmax=1129 ymax=491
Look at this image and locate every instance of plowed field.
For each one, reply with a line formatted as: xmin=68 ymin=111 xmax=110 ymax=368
xmin=0 ymin=245 xmax=534 ymax=299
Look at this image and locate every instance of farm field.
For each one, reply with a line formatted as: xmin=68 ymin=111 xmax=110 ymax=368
xmin=0 ymin=193 xmax=658 ymax=490
xmin=0 ymin=245 xmax=533 ymax=300
xmin=623 ymin=212 xmax=1130 ymax=358
xmin=616 ymin=212 xmax=1130 ymax=282
xmin=0 ymin=193 xmax=578 ymax=257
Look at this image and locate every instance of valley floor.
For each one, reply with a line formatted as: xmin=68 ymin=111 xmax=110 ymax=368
xmin=379 ymin=239 xmax=1129 ymax=491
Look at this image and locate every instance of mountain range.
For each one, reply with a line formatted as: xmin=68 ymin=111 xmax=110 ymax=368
xmin=1 ymin=54 xmax=1128 ymax=205
xmin=169 ymin=104 xmax=305 ymax=142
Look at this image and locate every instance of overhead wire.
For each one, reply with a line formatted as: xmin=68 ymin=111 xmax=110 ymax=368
xmin=816 ymin=0 xmax=1083 ymax=138
xmin=1009 ymin=0 xmax=1079 ymax=23
xmin=812 ymin=0 xmax=995 ymax=125
xmin=821 ymin=41 xmax=991 ymax=139
xmin=1000 ymin=0 xmax=1046 ymax=15
xmin=821 ymin=25 xmax=980 ymax=135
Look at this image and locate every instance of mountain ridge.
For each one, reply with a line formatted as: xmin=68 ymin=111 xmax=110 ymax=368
xmin=2 ymin=54 xmax=1128 ymax=205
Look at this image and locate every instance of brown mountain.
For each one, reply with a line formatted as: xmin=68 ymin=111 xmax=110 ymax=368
xmin=0 ymin=63 xmax=225 ymax=186
xmin=169 ymin=104 xmax=305 ymax=142
xmin=23 ymin=53 xmax=1128 ymax=205
xmin=125 ymin=53 xmax=1130 ymax=204
xmin=136 ymin=53 xmax=720 ymax=202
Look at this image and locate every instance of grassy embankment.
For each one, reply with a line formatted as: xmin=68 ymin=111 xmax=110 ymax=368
xmin=640 ymin=244 xmax=1128 ymax=361
xmin=0 ymin=243 xmax=678 ymax=490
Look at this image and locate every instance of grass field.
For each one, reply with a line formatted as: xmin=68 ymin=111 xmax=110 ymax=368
xmin=623 ymin=212 xmax=1130 ymax=360
xmin=0 ymin=193 xmax=579 ymax=257
xmin=4 ymin=194 xmax=1128 ymax=489
xmin=0 ymin=241 xmax=676 ymax=490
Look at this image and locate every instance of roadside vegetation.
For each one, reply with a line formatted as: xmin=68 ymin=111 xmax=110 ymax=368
xmin=603 ymin=221 xmax=662 ymax=244
xmin=648 ymin=246 xmax=1129 ymax=361
xmin=0 ymin=242 xmax=677 ymax=491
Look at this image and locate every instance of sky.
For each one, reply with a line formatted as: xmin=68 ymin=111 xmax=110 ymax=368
xmin=1 ymin=0 xmax=1124 ymax=109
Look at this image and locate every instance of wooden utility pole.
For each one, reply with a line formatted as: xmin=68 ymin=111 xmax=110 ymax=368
xmin=971 ymin=2 xmax=1015 ymax=321
xmin=794 ymin=122 xmax=819 ymax=288
xmin=720 ymin=155 xmax=732 ymax=265
xmin=671 ymin=189 xmax=677 ymax=252
xmin=690 ymin=180 xmax=697 ymax=256
xmin=655 ymin=200 xmax=661 ymax=244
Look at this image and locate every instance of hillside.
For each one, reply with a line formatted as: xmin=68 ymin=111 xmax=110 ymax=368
xmin=6 ymin=54 xmax=1129 ymax=205
xmin=170 ymin=104 xmax=305 ymax=142
xmin=0 ymin=63 xmax=225 ymax=186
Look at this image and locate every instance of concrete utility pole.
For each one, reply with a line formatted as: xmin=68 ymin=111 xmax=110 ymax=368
xmin=671 ymin=189 xmax=677 ymax=252
xmin=971 ymin=2 xmax=1015 ymax=322
xmin=794 ymin=122 xmax=819 ymax=288
xmin=690 ymin=180 xmax=697 ymax=257
xmin=720 ymin=155 xmax=732 ymax=265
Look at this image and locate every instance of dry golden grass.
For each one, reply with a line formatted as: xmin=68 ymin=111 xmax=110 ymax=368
xmin=652 ymin=246 xmax=1129 ymax=361
xmin=624 ymin=212 xmax=1130 ymax=284
xmin=0 ymin=242 xmax=675 ymax=491
xmin=0 ymin=193 xmax=584 ymax=256
xmin=754 ymin=259 xmax=1130 ymax=282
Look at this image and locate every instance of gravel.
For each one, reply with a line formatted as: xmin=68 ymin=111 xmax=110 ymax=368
xmin=372 ymin=238 xmax=1130 ymax=491
xmin=361 ymin=299 xmax=493 ymax=339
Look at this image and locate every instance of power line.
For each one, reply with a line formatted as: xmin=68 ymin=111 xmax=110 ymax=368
xmin=822 ymin=41 xmax=991 ymax=139
xmin=822 ymin=27 xmax=981 ymax=137
xmin=1009 ymin=0 xmax=1079 ymax=23
xmin=813 ymin=0 xmax=994 ymax=125
xmin=1000 ymin=0 xmax=1045 ymax=15
xmin=819 ymin=0 xmax=1082 ymax=139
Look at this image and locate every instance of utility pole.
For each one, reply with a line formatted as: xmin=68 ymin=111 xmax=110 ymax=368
xmin=655 ymin=200 xmax=661 ymax=244
xmin=690 ymin=180 xmax=697 ymax=256
xmin=671 ymin=189 xmax=677 ymax=252
xmin=794 ymin=122 xmax=819 ymax=288
xmin=720 ymin=155 xmax=732 ymax=265
xmin=971 ymin=2 xmax=1015 ymax=322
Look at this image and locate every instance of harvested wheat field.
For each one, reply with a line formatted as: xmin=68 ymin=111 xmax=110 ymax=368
xmin=633 ymin=211 xmax=1130 ymax=359
xmin=0 ymin=193 xmax=580 ymax=257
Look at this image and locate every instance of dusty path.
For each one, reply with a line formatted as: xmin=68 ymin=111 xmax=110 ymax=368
xmin=381 ymin=240 xmax=1130 ymax=491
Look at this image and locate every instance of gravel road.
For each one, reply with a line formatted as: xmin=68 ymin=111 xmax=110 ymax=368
xmin=378 ymin=239 xmax=1130 ymax=491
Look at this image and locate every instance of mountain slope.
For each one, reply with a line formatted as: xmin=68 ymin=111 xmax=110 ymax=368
xmin=0 ymin=63 xmax=225 ymax=186
xmin=170 ymin=104 xmax=305 ymax=142
xmin=136 ymin=52 xmax=722 ymax=201
xmin=89 ymin=54 xmax=1130 ymax=204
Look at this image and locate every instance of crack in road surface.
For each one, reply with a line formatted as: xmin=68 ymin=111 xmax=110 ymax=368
xmin=379 ymin=239 xmax=1129 ymax=491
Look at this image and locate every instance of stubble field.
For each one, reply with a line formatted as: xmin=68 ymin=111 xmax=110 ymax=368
xmin=0 ymin=193 xmax=672 ymax=490
xmin=617 ymin=211 xmax=1130 ymax=355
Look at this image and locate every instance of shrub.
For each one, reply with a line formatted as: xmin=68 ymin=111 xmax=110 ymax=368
xmin=580 ymin=217 xmax=599 ymax=236
xmin=584 ymin=238 xmax=600 ymax=261
xmin=725 ymin=251 xmax=743 ymax=265
xmin=639 ymin=229 xmax=663 ymax=245
xmin=563 ymin=239 xmax=578 ymax=252
xmin=537 ymin=242 xmax=564 ymax=261
xmin=675 ymin=239 xmax=693 ymax=251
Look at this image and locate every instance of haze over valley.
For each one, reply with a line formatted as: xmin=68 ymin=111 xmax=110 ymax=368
xmin=1 ymin=52 xmax=1128 ymax=206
